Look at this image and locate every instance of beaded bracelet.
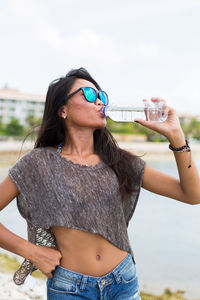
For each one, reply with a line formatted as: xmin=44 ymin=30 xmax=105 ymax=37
xmin=169 ymin=139 xmax=191 ymax=168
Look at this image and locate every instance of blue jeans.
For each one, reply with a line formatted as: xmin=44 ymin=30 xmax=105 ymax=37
xmin=46 ymin=253 xmax=141 ymax=299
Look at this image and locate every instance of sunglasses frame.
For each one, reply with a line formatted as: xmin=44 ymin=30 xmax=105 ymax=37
xmin=65 ymin=87 xmax=109 ymax=106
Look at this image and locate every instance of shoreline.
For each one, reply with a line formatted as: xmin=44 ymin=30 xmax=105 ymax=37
xmin=0 ymin=139 xmax=200 ymax=166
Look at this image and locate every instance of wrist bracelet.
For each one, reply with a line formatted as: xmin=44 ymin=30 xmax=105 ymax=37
xmin=169 ymin=139 xmax=191 ymax=168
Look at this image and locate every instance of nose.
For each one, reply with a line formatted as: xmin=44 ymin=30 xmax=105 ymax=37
xmin=95 ymin=97 xmax=104 ymax=106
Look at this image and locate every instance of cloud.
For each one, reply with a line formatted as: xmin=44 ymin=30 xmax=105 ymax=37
xmin=1 ymin=0 xmax=200 ymax=114
xmin=7 ymin=0 xmax=38 ymax=18
xmin=34 ymin=22 xmax=161 ymax=65
xmin=125 ymin=42 xmax=161 ymax=62
xmin=35 ymin=27 xmax=123 ymax=64
xmin=4 ymin=0 xmax=162 ymax=66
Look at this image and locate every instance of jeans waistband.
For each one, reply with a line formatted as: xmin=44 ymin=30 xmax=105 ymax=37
xmin=52 ymin=253 xmax=134 ymax=288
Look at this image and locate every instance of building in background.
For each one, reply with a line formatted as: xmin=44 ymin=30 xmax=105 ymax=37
xmin=0 ymin=88 xmax=45 ymax=125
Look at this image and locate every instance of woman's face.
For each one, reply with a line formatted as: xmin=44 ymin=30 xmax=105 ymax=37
xmin=62 ymin=78 xmax=107 ymax=130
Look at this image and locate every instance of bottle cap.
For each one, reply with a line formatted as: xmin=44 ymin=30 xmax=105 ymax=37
xmin=102 ymin=106 xmax=107 ymax=117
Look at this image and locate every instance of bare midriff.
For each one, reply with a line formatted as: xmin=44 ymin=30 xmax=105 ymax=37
xmin=52 ymin=148 xmax=128 ymax=276
xmin=52 ymin=226 xmax=128 ymax=277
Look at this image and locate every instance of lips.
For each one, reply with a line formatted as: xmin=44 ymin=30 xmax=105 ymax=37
xmin=98 ymin=107 xmax=106 ymax=117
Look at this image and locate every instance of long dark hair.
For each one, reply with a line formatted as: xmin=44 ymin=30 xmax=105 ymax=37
xmin=34 ymin=67 xmax=140 ymax=200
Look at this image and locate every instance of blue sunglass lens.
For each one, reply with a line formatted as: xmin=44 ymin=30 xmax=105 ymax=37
xmin=83 ymin=87 xmax=96 ymax=102
xmin=99 ymin=91 xmax=109 ymax=106
xmin=83 ymin=87 xmax=109 ymax=106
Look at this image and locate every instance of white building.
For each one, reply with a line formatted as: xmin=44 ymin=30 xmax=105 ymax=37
xmin=0 ymin=88 xmax=45 ymax=125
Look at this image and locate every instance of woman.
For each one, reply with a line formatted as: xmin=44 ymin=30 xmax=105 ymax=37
xmin=0 ymin=67 xmax=200 ymax=300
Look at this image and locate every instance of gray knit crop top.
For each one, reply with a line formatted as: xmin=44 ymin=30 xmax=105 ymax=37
xmin=8 ymin=145 xmax=146 ymax=285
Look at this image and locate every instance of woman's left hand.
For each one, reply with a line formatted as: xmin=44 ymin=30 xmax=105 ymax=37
xmin=134 ymin=98 xmax=184 ymax=141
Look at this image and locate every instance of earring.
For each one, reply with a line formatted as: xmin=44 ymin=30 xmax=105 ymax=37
xmin=63 ymin=116 xmax=66 ymax=119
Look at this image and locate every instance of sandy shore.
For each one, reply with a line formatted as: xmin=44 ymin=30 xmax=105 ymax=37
xmin=1 ymin=137 xmax=200 ymax=153
xmin=0 ymin=272 xmax=46 ymax=300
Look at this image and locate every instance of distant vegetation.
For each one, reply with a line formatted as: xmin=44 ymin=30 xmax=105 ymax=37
xmin=140 ymin=288 xmax=192 ymax=300
xmin=0 ymin=116 xmax=200 ymax=142
xmin=0 ymin=253 xmax=46 ymax=280
xmin=106 ymin=117 xmax=200 ymax=142
xmin=0 ymin=115 xmax=41 ymax=139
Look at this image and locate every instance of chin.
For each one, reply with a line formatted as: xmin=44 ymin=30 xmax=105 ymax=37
xmin=95 ymin=120 xmax=107 ymax=129
xmin=92 ymin=125 xmax=106 ymax=131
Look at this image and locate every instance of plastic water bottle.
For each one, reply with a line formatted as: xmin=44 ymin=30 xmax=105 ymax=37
xmin=103 ymin=101 xmax=167 ymax=122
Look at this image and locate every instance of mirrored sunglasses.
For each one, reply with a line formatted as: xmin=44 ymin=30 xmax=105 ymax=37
xmin=66 ymin=87 xmax=109 ymax=106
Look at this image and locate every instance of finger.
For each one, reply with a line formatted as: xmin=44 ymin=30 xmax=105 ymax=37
xmin=162 ymin=105 xmax=169 ymax=117
xmin=134 ymin=119 xmax=158 ymax=130
xmin=163 ymin=105 xmax=174 ymax=115
xmin=142 ymin=99 xmax=149 ymax=120
xmin=47 ymin=273 xmax=53 ymax=279
xmin=151 ymin=97 xmax=166 ymax=103
xmin=143 ymin=98 xmax=151 ymax=106
xmin=143 ymin=99 xmax=152 ymax=120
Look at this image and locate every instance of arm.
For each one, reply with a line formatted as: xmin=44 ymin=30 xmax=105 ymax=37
xmin=0 ymin=176 xmax=62 ymax=278
xmin=135 ymin=98 xmax=200 ymax=205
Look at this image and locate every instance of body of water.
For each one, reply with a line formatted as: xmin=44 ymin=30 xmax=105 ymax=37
xmin=0 ymin=158 xmax=200 ymax=299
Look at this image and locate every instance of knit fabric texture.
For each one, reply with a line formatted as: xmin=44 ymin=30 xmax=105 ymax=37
xmin=8 ymin=146 xmax=146 ymax=285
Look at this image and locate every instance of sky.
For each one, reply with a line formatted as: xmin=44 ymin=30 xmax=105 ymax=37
xmin=1 ymin=0 xmax=200 ymax=114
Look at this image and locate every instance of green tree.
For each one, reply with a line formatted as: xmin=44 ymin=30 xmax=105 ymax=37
xmin=5 ymin=118 xmax=24 ymax=136
xmin=106 ymin=117 xmax=167 ymax=141
xmin=180 ymin=121 xmax=192 ymax=140
xmin=189 ymin=118 xmax=200 ymax=140
xmin=106 ymin=118 xmax=135 ymax=134
xmin=0 ymin=117 xmax=2 ymax=132
xmin=25 ymin=115 xmax=42 ymax=129
xmin=180 ymin=118 xmax=200 ymax=140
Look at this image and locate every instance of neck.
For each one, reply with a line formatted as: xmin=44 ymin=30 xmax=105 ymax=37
xmin=61 ymin=127 xmax=95 ymax=157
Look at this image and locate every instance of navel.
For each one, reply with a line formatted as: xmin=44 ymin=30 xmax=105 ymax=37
xmin=96 ymin=254 xmax=101 ymax=261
